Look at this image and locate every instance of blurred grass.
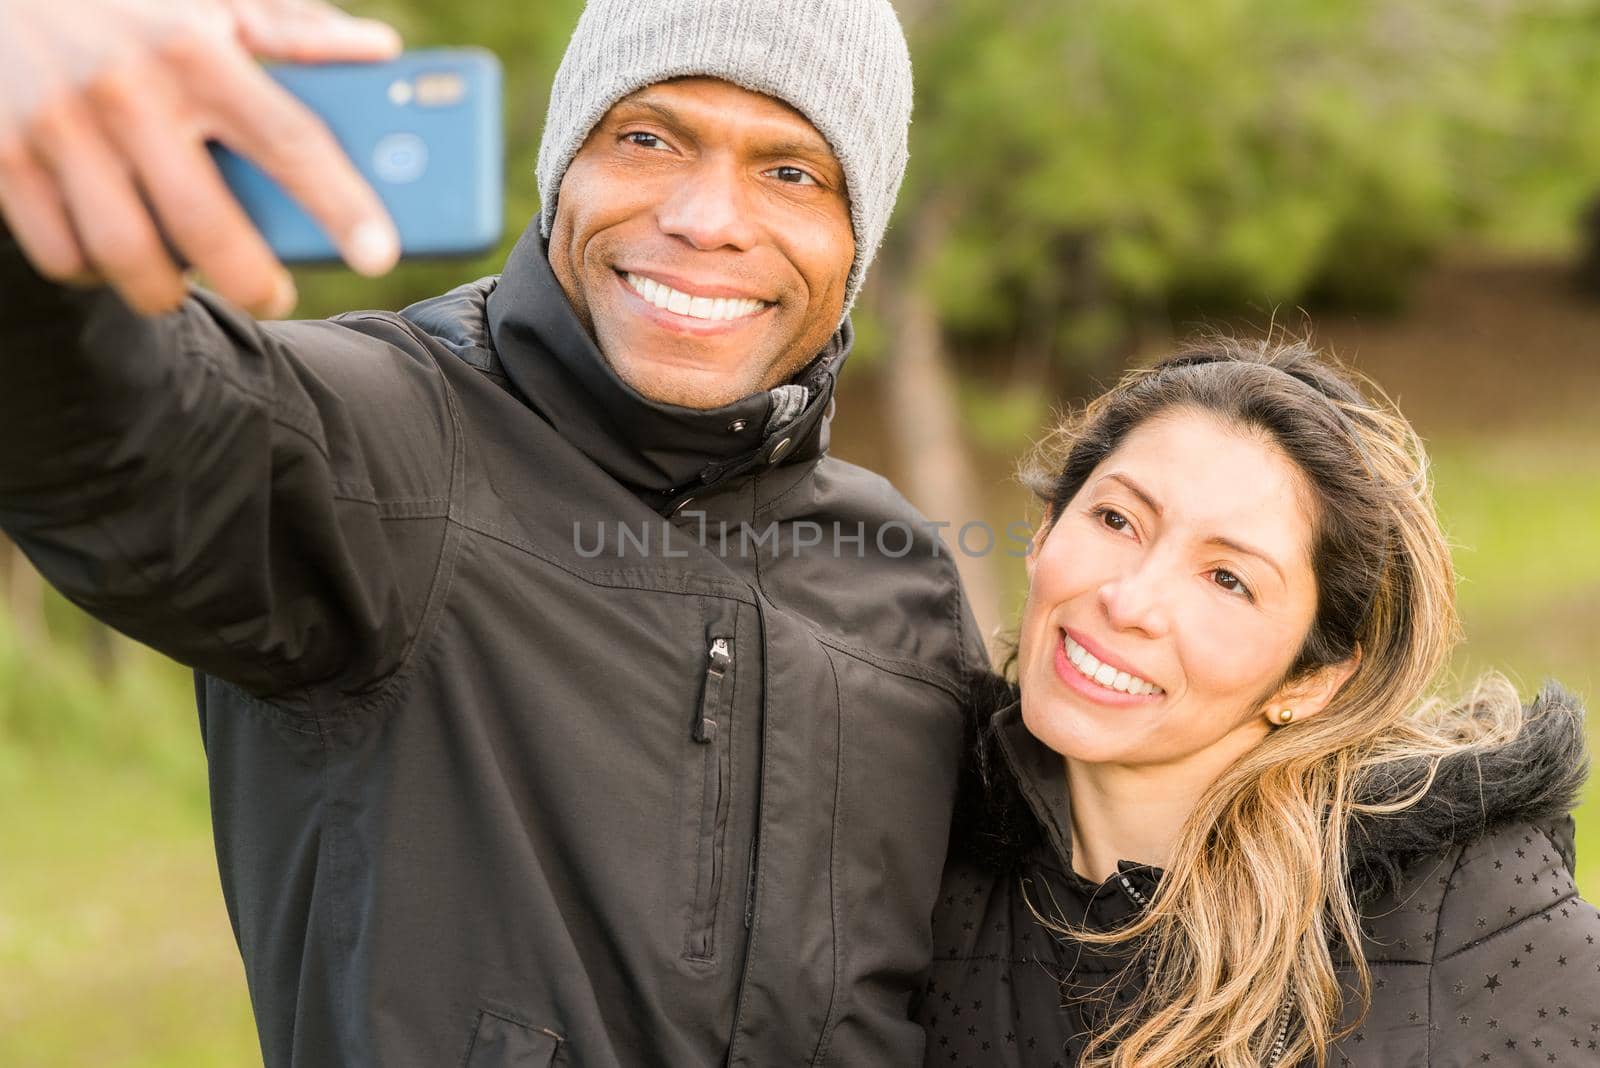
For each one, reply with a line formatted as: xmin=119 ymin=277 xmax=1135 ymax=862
xmin=0 ymin=621 xmax=260 ymax=1066
xmin=1428 ymin=431 xmax=1600 ymax=894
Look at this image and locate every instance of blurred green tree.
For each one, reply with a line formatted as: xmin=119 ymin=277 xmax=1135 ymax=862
xmin=319 ymin=0 xmax=1600 ymax=355
xmin=889 ymin=0 xmax=1600 ymax=374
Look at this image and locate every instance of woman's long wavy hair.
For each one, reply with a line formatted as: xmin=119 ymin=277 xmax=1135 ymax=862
xmin=1018 ymin=336 xmax=1523 ymax=1067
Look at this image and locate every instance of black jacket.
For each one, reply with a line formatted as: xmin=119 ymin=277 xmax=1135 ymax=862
xmin=916 ymin=679 xmax=1599 ymax=1066
xmin=0 ymin=219 xmax=988 ymax=1067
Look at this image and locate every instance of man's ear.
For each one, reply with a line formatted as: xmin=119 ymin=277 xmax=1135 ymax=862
xmin=1266 ymin=643 xmax=1362 ymax=727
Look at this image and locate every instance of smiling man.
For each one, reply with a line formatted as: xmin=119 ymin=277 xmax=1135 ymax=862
xmin=0 ymin=0 xmax=986 ymax=1066
xmin=549 ymin=77 xmax=855 ymax=407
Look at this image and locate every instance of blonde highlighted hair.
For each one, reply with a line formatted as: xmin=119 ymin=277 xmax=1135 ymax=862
xmin=1018 ymin=336 xmax=1522 ymax=1066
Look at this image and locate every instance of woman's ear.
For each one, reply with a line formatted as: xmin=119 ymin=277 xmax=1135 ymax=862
xmin=1265 ymin=644 xmax=1362 ymax=727
xmin=1025 ymin=508 xmax=1055 ymax=579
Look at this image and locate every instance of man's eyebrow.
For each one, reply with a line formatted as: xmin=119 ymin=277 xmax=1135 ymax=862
xmin=760 ymin=137 xmax=837 ymax=162
xmin=608 ymin=99 xmax=688 ymax=130
xmin=611 ymin=97 xmax=839 ymax=170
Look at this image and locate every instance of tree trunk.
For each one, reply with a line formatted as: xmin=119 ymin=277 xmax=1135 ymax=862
xmin=4 ymin=536 xmax=47 ymax=647
xmin=876 ymin=198 xmax=1003 ymax=653
xmin=84 ymin=618 xmax=121 ymax=680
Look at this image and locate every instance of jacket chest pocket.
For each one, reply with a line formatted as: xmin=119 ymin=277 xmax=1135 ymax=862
xmin=685 ymin=628 xmax=737 ymax=962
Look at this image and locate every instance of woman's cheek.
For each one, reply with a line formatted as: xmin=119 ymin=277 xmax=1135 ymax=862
xmin=1173 ymin=598 xmax=1276 ymax=708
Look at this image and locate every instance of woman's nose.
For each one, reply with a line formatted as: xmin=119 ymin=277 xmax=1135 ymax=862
xmin=1097 ymin=561 xmax=1170 ymax=638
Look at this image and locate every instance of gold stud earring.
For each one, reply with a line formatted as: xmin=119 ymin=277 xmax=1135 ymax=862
xmin=1276 ymin=707 xmax=1295 ymax=725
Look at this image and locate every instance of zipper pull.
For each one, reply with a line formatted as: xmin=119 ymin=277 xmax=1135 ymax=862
xmin=744 ymin=831 xmax=759 ymax=929
xmin=693 ymin=638 xmax=732 ymax=743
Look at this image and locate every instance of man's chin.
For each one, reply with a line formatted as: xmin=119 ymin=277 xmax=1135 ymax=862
xmin=605 ymin=350 xmax=766 ymax=410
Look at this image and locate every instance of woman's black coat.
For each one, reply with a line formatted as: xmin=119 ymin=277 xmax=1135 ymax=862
xmin=915 ymin=679 xmax=1599 ymax=1067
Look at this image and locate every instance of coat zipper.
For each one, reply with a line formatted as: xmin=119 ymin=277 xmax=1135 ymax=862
xmin=1263 ymin=992 xmax=1294 ymax=1067
xmin=743 ymin=829 xmax=758 ymax=929
xmin=1115 ymin=872 xmax=1158 ymax=980
xmin=686 ymin=637 xmax=735 ymax=960
xmin=1116 ymin=873 xmax=1295 ymax=1066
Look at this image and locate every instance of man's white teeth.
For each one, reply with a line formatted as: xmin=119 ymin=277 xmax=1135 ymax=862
xmin=626 ymin=273 xmax=765 ymax=321
xmin=1064 ymin=635 xmax=1163 ymax=696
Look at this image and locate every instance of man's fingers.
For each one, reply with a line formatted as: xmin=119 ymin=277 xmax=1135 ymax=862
xmin=0 ymin=135 xmax=90 ymax=282
xmin=91 ymin=63 xmax=296 ymax=318
xmin=30 ymin=96 xmax=188 ymax=316
xmin=182 ymin=43 xmax=399 ymax=276
xmin=229 ymin=0 xmax=403 ymax=64
xmin=0 ymin=0 xmax=402 ymax=306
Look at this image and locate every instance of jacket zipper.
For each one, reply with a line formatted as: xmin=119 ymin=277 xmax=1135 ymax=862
xmin=1115 ymin=873 xmax=1157 ymax=980
xmin=1116 ymin=874 xmax=1294 ymax=1066
xmin=1263 ymin=991 xmax=1294 ymax=1067
xmin=686 ymin=637 xmax=735 ymax=960
xmin=743 ymin=829 xmax=758 ymax=929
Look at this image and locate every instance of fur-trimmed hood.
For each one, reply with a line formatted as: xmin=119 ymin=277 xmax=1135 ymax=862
xmin=1346 ymin=680 xmax=1589 ymax=900
xmin=953 ymin=675 xmax=1591 ymax=898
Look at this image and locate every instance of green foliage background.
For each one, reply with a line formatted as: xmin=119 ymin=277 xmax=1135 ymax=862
xmin=2 ymin=1 xmax=1598 ymax=1064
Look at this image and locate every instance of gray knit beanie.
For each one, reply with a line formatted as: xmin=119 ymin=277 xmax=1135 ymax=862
xmin=536 ymin=0 xmax=914 ymax=314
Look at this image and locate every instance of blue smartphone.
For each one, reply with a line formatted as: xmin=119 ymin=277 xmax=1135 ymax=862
xmin=210 ymin=48 xmax=503 ymax=262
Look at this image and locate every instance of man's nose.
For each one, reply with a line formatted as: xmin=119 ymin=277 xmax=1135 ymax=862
xmin=654 ymin=155 xmax=761 ymax=252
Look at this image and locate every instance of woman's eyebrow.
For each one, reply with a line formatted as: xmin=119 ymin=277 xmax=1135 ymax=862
xmin=1100 ymin=472 xmax=1163 ymax=516
xmin=1206 ymin=534 xmax=1287 ymax=586
xmin=1099 ymin=472 xmax=1287 ymax=585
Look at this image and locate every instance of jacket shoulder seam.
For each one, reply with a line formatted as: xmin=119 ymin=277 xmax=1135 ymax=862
xmin=305 ymin=376 xmax=466 ymax=721
xmin=457 ymin=514 xmax=757 ymax=604
xmin=1425 ymin=841 xmax=1470 ymax=1061
xmin=1434 ymin=890 xmax=1581 ymax=963
xmin=813 ymin=633 xmax=965 ymax=700
xmin=752 ymin=458 xmax=824 ymax=517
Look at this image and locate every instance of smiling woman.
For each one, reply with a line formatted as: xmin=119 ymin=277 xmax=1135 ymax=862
xmin=918 ymin=338 xmax=1599 ymax=1068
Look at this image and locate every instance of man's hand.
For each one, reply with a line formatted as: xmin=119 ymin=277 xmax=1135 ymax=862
xmin=0 ymin=0 xmax=404 ymax=319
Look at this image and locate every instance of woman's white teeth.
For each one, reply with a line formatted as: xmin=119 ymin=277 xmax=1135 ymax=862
xmin=626 ymin=273 xmax=765 ymax=321
xmin=1064 ymin=635 xmax=1162 ymax=696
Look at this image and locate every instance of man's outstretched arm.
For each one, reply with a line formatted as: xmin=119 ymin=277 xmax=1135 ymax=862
xmin=0 ymin=1 xmax=454 ymax=708
xmin=0 ymin=225 xmax=455 ymax=706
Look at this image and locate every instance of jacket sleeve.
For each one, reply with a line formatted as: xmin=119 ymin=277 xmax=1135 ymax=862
xmin=0 ymin=228 xmax=455 ymax=710
xmin=1428 ymin=820 xmax=1600 ymax=1065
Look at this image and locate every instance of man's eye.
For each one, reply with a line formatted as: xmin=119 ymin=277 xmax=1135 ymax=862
xmin=767 ymin=165 xmax=818 ymax=186
xmin=624 ymin=132 xmax=667 ymax=150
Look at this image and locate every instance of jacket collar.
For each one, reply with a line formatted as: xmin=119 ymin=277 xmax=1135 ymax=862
xmin=483 ymin=219 xmax=850 ymax=512
xmin=985 ymin=695 xmax=1165 ymax=902
xmin=990 ymin=698 xmax=1076 ymax=871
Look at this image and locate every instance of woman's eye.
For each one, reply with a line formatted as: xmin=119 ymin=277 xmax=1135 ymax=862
xmin=1094 ymin=506 xmax=1130 ymax=532
xmin=624 ymin=132 xmax=667 ymax=150
xmin=1212 ymin=568 xmax=1253 ymax=600
xmin=766 ymin=165 xmax=818 ymax=186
